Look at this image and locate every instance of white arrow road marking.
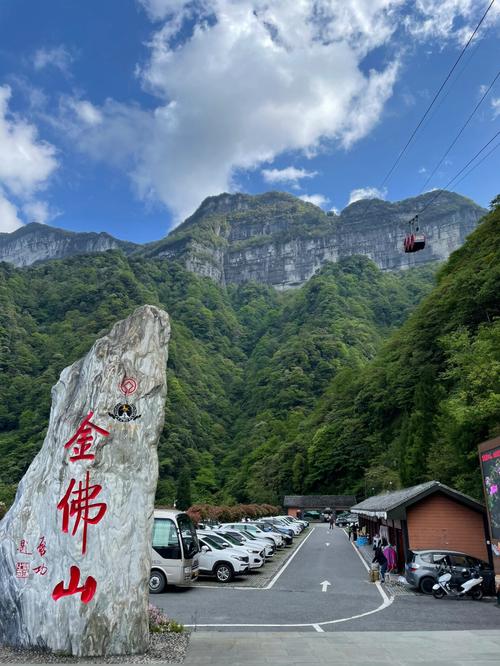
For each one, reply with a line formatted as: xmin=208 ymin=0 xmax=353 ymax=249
xmin=320 ymin=580 xmax=331 ymax=592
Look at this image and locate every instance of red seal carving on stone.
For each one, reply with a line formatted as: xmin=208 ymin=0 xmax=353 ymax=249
xmin=119 ymin=377 xmax=137 ymax=396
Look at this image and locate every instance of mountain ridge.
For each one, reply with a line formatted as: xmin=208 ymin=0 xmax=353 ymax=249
xmin=0 ymin=190 xmax=486 ymax=288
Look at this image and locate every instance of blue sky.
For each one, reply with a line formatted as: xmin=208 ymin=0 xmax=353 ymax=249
xmin=0 ymin=0 xmax=498 ymax=243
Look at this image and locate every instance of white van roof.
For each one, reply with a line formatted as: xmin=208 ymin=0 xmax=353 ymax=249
xmin=154 ymin=508 xmax=186 ymax=519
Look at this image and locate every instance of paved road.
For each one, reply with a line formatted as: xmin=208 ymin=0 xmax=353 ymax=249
xmin=152 ymin=524 xmax=500 ymax=632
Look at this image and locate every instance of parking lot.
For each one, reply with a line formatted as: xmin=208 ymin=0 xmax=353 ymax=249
xmin=152 ymin=523 xmax=500 ymax=632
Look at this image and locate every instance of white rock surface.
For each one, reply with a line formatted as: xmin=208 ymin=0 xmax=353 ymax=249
xmin=0 ymin=305 xmax=170 ymax=656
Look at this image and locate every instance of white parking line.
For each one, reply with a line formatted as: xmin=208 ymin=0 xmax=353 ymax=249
xmin=312 ymin=624 xmax=324 ymax=632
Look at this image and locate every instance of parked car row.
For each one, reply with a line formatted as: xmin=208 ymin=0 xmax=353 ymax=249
xmin=149 ymin=510 xmax=309 ymax=592
xmin=195 ymin=516 xmax=309 ymax=582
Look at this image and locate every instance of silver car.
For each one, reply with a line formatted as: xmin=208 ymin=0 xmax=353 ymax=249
xmin=405 ymin=549 xmax=494 ymax=595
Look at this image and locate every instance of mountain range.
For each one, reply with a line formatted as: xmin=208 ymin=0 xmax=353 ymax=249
xmin=0 ymin=190 xmax=486 ymax=288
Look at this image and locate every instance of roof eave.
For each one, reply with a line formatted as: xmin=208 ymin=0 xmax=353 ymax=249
xmin=351 ymin=509 xmax=387 ymax=519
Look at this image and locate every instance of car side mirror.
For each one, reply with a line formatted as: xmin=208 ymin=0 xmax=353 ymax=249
xmin=201 ymin=545 xmax=209 ymax=553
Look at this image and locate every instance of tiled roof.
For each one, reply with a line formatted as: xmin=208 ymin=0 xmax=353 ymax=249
xmin=283 ymin=495 xmax=356 ymax=508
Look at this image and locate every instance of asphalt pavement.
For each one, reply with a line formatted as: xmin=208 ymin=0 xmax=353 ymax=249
xmin=152 ymin=524 xmax=500 ymax=633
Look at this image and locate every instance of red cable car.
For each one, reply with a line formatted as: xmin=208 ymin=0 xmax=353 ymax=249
xmin=403 ymin=215 xmax=426 ymax=253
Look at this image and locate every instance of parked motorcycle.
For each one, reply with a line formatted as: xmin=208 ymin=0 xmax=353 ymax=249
xmin=432 ymin=564 xmax=484 ymax=600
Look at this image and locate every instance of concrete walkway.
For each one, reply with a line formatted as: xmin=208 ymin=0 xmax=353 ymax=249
xmin=183 ymin=630 xmax=500 ymax=665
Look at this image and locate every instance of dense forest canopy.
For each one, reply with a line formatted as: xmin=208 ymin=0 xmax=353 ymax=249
xmin=0 ymin=203 xmax=498 ymax=509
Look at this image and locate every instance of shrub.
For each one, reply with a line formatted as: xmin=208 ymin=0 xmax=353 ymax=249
xmin=148 ymin=604 xmax=184 ymax=634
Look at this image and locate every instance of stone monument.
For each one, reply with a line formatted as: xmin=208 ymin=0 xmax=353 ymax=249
xmin=0 ymin=304 xmax=170 ymax=656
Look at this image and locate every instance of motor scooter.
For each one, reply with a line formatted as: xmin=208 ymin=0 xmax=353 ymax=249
xmin=432 ymin=564 xmax=484 ymax=600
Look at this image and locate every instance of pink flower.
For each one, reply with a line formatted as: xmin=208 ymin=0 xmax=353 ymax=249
xmin=490 ymin=484 xmax=498 ymax=495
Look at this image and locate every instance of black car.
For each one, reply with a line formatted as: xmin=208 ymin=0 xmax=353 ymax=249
xmin=335 ymin=513 xmax=358 ymax=527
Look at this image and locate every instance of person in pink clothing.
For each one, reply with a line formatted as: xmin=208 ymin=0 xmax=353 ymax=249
xmin=383 ymin=541 xmax=398 ymax=572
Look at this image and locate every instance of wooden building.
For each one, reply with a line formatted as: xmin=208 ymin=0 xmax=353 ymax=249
xmin=351 ymin=481 xmax=491 ymax=572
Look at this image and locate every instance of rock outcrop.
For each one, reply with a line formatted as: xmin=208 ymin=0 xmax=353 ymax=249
xmin=0 ymin=223 xmax=136 ymax=267
xmin=0 ymin=305 xmax=170 ymax=656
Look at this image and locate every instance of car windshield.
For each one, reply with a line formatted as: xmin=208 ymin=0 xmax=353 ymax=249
xmin=202 ymin=535 xmax=224 ymax=550
xmin=206 ymin=534 xmax=229 ymax=548
xmin=218 ymin=533 xmax=241 ymax=546
xmin=177 ymin=513 xmax=199 ymax=558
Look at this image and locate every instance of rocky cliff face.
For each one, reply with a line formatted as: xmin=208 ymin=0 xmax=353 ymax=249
xmin=0 ymin=191 xmax=487 ymax=288
xmin=0 ymin=223 xmax=136 ymax=267
xmin=147 ymin=190 xmax=486 ymax=288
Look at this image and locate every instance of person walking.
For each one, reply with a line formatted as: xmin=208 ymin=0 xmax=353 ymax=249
xmin=328 ymin=514 xmax=335 ymax=530
xmin=373 ymin=539 xmax=388 ymax=582
xmin=351 ymin=524 xmax=358 ymax=542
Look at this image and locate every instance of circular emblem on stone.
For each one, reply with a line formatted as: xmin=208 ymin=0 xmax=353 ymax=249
xmin=119 ymin=377 xmax=138 ymax=397
xmin=109 ymin=403 xmax=141 ymax=422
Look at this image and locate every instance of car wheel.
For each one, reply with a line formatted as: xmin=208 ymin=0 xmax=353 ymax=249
xmin=214 ymin=562 xmax=234 ymax=583
xmin=149 ymin=570 xmax=167 ymax=594
xmin=419 ymin=577 xmax=435 ymax=595
xmin=470 ymin=587 xmax=483 ymax=601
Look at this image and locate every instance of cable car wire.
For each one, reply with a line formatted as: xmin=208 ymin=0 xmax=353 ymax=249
xmin=452 ymin=138 xmax=500 ymax=189
xmin=418 ymin=128 xmax=500 ymax=216
xmin=360 ymin=0 xmax=496 ymax=217
xmin=419 ymin=69 xmax=500 ymax=194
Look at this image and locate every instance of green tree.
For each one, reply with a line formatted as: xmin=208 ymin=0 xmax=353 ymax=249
xmin=176 ymin=466 xmax=192 ymax=511
xmin=292 ymin=453 xmax=306 ymax=493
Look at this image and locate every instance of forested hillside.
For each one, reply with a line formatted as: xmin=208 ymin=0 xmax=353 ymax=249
xmin=0 ymin=246 xmax=433 ymax=509
xmin=0 ymin=203 xmax=498 ymax=509
xmin=297 ymin=202 xmax=500 ymax=501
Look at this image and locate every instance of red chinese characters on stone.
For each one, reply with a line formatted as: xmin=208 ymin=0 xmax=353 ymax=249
xmin=57 ymin=471 xmax=107 ymax=555
xmin=63 ymin=411 xmax=110 ymax=462
xmin=37 ymin=536 xmax=47 ymax=557
xmin=52 ymin=565 xmax=97 ymax=604
xmin=33 ymin=564 xmax=48 ymax=576
xmin=18 ymin=539 xmax=32 ymax=555
xmin=16 ymin=562 xmax=29 ymax=578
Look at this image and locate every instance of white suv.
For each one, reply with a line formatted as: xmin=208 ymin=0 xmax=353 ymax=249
xmin=197 ymin=534 xmax=250 ymax=582
xmin=199 ymin=530 xmax=264 ymax=569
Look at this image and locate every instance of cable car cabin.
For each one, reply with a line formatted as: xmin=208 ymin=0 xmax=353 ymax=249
xmin=403 ymin=233 xmax=426 ymax=253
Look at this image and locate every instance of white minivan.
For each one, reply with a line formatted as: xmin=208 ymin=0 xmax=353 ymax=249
xmin=150 ymin=509 xmax=200 ymax=593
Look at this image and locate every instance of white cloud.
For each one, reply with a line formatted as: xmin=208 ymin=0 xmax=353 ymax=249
xmin=22 ymin=201 xmax=56 ymax=225
xmin=348 ymin=186 xmax=387 ymax=205
xmin=0 ymin=86 xmax=58 ymax=197
xmin=33 ymin=45 xmax=73 ymax=73
xmin=64 ymin=98 xmax=103 ymax=126
xmin=262 ymin=166 xmax=318 ymax=185
xmin=0 ymin=85 xmax=58 ymax=232
xmin=418 ymin=166 xmax=427 ymax=174
xmin=0 ymin=191 xmax=23 ymax=233
xmin=404 ymin=0 xmax=500 ymax=44
xmin=137 ymin=0 xmax=190 ymax=21
xmin=492 ymin=98 xmax=500 ymax=119
xmin=299 ymin=193 xmax=329 ymax=208
xmin=329 ymin=206 xmax=340 ymax=215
